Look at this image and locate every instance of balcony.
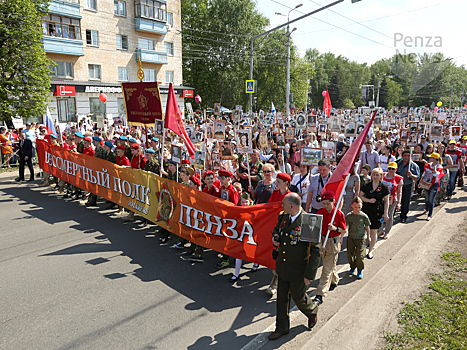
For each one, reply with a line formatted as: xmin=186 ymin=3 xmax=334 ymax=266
xmin=49 ymin=0 xmax=81 ymax=18
xmin=136 ymin=49 xmax=168 ymax=64
xmin=134 ymin=18 xmax=167 ymax=35
xmin=43 ymin=36 xmax=84 ymax=56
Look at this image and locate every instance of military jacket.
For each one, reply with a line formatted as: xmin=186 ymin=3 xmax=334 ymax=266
xmin=145 ymin=159 xmax=160 ymax=174
xmin=104 ymin=151 xmax=117 ymax=164
xmin=76 ymin=141 xmax=85 ymax=154
xmin=124 ymin=145 xmax=132 ymax=160
xmin=95 ymin=145 xmax=106 ymax=159
xmin=272 ymin=209 xmax=321 ymax=281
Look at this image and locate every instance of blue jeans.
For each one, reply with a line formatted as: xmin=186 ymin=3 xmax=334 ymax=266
xmin=447 ymin=170 xmax=458 ymax=196
xmin=425 ymin=183 xmax=439 ymax=217
xmin=400 ymin=184 xmax=413 ymax=220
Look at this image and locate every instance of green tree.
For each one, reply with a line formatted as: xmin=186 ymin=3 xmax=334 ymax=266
xmin=0 ymin=0 xmax=52 ymax=121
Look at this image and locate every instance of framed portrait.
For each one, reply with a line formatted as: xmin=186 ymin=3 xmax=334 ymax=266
xmin=206 ymin=123 xmax=214 ymax=140
xmin=235 ymin=105 xmax=242 ymax=111
xmin=322 ymin=141 xmax=337 ymax=162
xmin=214 ymin=120 xmax=225 ymax=140
xmin=401 ymin=107 xmax=408 ymax=115
xmin=214 ymin=103 xmax=221 ymax=116
xmin=422 ymin=113 xmax=431 ymax=123
xmin=195 ymin=131 xmax=204 ymax=143
xmin=345 ymin=121 xmax=356 ymax=137
xmin=318 ymin=124 xmax=327 ymax=133
xmin=308 ymin=114 xmax=317 ymax=127
xmin=236 ymin=129 xmax=253 ymax=154
xmin=330 ymin=117 xmax=340 ymax=132
xmin=301 ymin=147 xmax=323 ymax=166
xmin=186 ymin=102 xmax=194 ymax=116
xmin=155 ymin=119 xmax=164 ymax=136
xmin=194 ymin=150 xmax=205 ymax=169
xmin=296 ymin=113 xmax=307 ymax=130
xmin=211 ymin=152 xmax=221 ymax=171
xmin=273 ymin=123 xmax=281 ymax=134
xmin=409 ymin=122 xmax=419 ymax=133
xmin=258 ymin=109 xmax=265 ymax=120
xmin=300 ymin=213 xmax=323 ymax=243
xmin=171 ymin=145 xmax=181 ymax=164
xmin=400 ymin=129 xmax=408 ymax=140
xmin=418 ymin=123 xmax=426 ymax=136
xmin=438 ymin=112 xmax=447 ymax=122
xmin=356 ymin=123 xmax=365 ymax=135
xmin=407 ymin=132 xmax=419 ymax=147
xmin=392 ymin=106 xmax=399 ymax=114
xmin=276 ymin=133 xmax=286 ymax=149
xmin=381 ymin=119 xmax=390 ymax=132
xmin=259 ymin=132 xmax=268 ymax=149
xmin=411 ymin=153 xmax=422 ymax=162
xmin=276 ymin=111 xmax=282 ymax=121
xmin=450 ymin=126 xmax=462 ymax=139
xmin=285 ymin=127 xmax=295 ymax=140
xmin=220 ymin=141 xmax=234 ymax=160
xmin=374 ymin=116 xmax=382 ymax=127
xmin=355 ymin=114 xmax=365 ymax=124
xmin=430 ymin=124 xmax=443 ymax=138
xmin=232 ymin=109 xmax=241 ymax=122
xmin=431 ymin=115 xmax=438 ymax=124
xmin=185 ymin=124 xmax=195 ymax=142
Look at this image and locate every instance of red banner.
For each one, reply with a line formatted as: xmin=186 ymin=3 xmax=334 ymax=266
xmin=37 ymin=140 xmax=281 ymax=269
xmin=121 ymin=82 xmax=163 ymax=125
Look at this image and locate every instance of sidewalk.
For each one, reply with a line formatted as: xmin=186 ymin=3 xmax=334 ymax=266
xmin=0 ymin=166 xmax=41 ymax=182
xmin=299 ymin=187 xmax=467 ymax=350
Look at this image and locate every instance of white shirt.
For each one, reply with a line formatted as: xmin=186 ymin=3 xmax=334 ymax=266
xmin=291 ymin=173 xmax=311 ymax=203
xmin=289 ymin=211 xmax=301 ymax=224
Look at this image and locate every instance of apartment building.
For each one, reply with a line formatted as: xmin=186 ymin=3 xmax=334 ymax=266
xmin=40 ymin=0 xmax=192 ymax=127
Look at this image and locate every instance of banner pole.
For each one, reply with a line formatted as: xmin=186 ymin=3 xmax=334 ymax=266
xmin=322 ymin=171 xmax=351 ymax=251
xmin=160 ymin=128 xmax=165 ymax=177
xmin=176 ymin=164 xmax=179 ymax=183
xmin=246 ymin=153 xmax=252 ymax=189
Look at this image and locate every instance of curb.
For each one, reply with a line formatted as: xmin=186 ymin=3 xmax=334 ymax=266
xmin=0 ymin=167 xmax=42 ymax=182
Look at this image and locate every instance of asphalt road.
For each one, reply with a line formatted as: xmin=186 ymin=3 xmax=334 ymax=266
xmin=0 ymin=180 xmax=282 ymax=350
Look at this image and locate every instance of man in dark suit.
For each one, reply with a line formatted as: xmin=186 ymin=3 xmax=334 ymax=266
xmin=16 ymin=132 xmax=34 ymax=182
xmin=268 ymin=193 xmax=321 ymax=341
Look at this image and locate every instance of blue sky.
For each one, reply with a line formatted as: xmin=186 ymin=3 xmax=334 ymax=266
xmin=256 ymin=0 xmax=467 ymax=66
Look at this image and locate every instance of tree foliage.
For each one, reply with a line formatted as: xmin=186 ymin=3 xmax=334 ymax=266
xmin=181 ymin=0 xmax=310 ymax=113
xmin=0 ymin=0 xmax=52 ymax=121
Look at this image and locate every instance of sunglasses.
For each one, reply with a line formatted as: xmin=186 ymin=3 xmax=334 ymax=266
xmin=388 ymin=167 xmax=396 ymax=170
xmin=263 ymin=170 xmax=272 ymax=174
xmin=269 ymin=162 xmax=276 ymax=165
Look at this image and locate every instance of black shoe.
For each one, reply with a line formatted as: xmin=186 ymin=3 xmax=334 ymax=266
xmin=329 ymin=283 xmax=338 ymax=291
xmin=106 ymin=203 xmax=117 ymax=209
xmin=28 ymin=178 xmax=34 ymax=182
xmin=15 ymin=178 xmax=24 ymax=182
xmin=86 ymin=200 xmax=97 ymax=207
xmin=401 ymin=219 xmax=407 ymax=223
xmin=138 ymin=221 xmax=148 ymax=228
xmin=313 ymin=295 xmax=323 ymax=306
xmin=308 ymin=314 xmax=318 ymax=329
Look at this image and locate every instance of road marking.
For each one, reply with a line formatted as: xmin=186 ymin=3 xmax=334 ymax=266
xmin=240 ymin=202 xmax=426 ymax=350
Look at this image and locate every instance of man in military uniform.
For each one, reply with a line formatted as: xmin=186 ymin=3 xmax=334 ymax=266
xmin=238 ymin=149 xmax=264 ymax=192
xmin=74 ymin=132 xmax=85 ymax=154
xmin=268 ymin=193 xmax=321 ymax=341
xmin=103 ymin=141 xmax=117 ymax=163
xmin=144 ymin=148 xmax=160 ymax=174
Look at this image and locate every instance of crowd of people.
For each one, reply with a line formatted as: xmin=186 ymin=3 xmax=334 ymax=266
xmin=9 ymin=108 xmax=467 ymax=339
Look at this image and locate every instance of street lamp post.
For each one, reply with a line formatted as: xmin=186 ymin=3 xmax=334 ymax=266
xmin=278 ymin=4 xmax=302 ymax=119
xmin=248 ymin=0 xmax=356 ymax=114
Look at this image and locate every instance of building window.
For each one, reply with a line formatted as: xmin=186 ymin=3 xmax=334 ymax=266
xmin=135 ymin=0 xmax=167 ymax=22
xmin=116 ymin=34 xmax=128 ymax=50
xmin=165 ymin=70 xmax=174 ymax=83
xmin=118 ymin=67 xmax=128 ymax=81
xmin=84 ymin=0 xmax=97 ymax=10
xmin=138 ymin=38 xmax=155 ymax=51
xmin=88 ymin=64 xmax=101 ymax=80
xmin=86 ymin=30 xmax=99 ymax=46
xmin=167 ymin=12 xmax=173 ymax=27
xmin=89 ymin=97 xmax=106 ymax=121
xmin=164 ymin=42 xmax=173 ymax=56
xmin=57 ymin=97 xmax=77 ymax=122
xmin=50 ymin=61 xmax=74 ymax=78
xmin=114 ymin=0 xmax=126 ymax=16
xmin=142 ymin=69 xmax=156 ymax=82
xmin=42 ymin=15 xmax=81 ymax=39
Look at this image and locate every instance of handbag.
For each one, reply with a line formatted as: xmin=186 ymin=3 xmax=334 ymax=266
xmin=458 ymin=174 xmax=464 ymax=188
xmin=419 ymin=180 xmax=433 ymax=190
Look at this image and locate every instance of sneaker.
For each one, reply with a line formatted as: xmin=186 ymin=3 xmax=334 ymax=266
xmin=265 ymin=286 xmax=276 ymax=295
xmin=426 ymin=216 xmax=432 ymax=221
xmin=357 ymin=270 xmax=363 ymax=279
xmin=401 ymin=219 xmax=407 ymax=224
xmin=313 ymin=295 xmax=323 ymax=306
xmin=191 ymin=255 xmax=204 ymax=263
xmin=172 ymin=242 xmax=185 ymax=249
xmin=366 ymin=252 xmax=374 ymax=259
xmin=216 ymin=260 xmax=230 ymax=269
xmin=349 ymin=268 xmax=356 ymax=276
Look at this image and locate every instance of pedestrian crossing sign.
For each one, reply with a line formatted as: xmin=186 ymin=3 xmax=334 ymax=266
xmin=245 ymin=80 xmax=255 ymax=94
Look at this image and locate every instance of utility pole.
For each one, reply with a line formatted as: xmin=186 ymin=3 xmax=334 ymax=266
xmin=248 ymin=0 xmax=357 ymax=113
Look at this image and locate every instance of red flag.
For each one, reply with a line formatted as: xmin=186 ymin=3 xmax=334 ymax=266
xmin=321 ymin=111 xmax=377 ymax=201
xmin=323 ymin=89 xmax=332 ymax=117
xmin=164 ymin=83 xmax=195 ymax=158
